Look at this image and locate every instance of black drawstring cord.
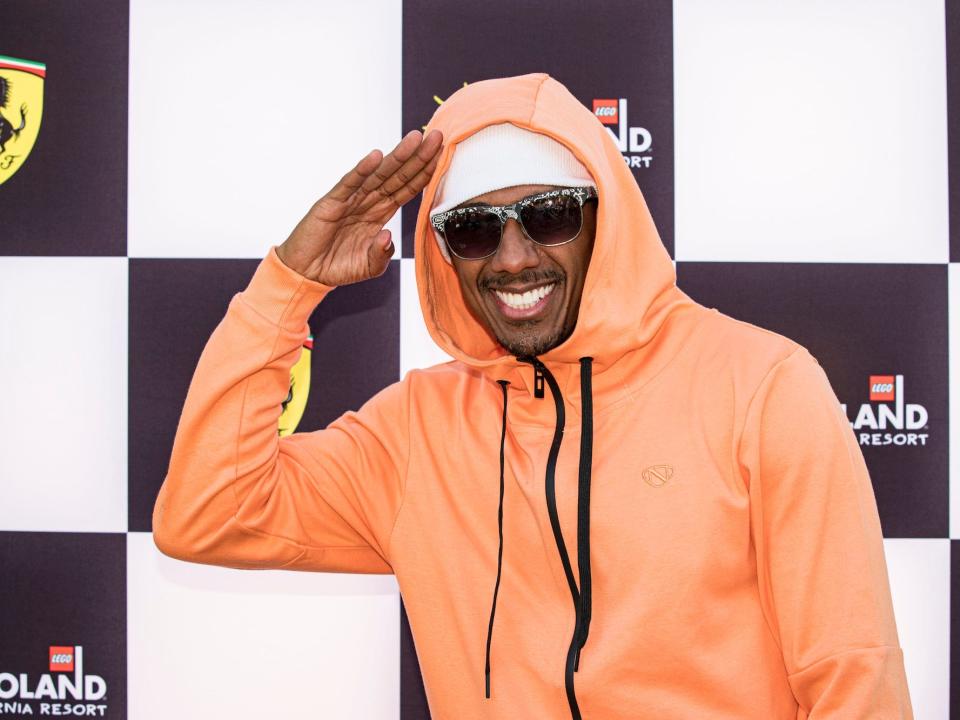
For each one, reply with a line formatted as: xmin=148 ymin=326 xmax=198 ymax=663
xmin=518 ymin=354 xmax=584 ymax=720
xmin=485 ymin=378 xmax=510 ymax=699
xmin=573 ymin=356 xmax=594 ymax=671
xmin=518 ymin=356 xmax=579 ymax=607
xmin=483 ymin=357 xmax=595 ymax=720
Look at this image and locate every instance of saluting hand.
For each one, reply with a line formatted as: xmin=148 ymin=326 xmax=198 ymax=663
xmin=277 ymin=129 xmax=444 ymax=286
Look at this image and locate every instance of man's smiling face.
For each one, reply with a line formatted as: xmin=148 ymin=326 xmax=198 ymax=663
xmin=448 ymin=183 xmax=597 ymax=358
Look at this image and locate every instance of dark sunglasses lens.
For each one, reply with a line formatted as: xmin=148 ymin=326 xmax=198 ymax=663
xmin=443 ymin=209 xmax=502 ymax=259
xmin=519 ymin=194 xmax=583 ymax=246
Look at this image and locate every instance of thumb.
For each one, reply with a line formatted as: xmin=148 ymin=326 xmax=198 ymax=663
xmin=367 ymin=228 xmax=394 ymax=277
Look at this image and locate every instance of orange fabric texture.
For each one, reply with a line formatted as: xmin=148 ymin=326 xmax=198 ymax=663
xmin=153 ymin=73 xmax=914 ymax=718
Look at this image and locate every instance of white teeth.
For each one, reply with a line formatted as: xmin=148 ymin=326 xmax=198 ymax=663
xmin=493 ymin=283 xmax=556 ymax=310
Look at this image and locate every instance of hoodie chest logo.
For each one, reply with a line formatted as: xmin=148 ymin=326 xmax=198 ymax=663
xmin=642 ymin=464 xmax=674 ymax=488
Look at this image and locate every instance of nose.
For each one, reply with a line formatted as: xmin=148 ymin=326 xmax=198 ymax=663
xmin=489 ymin=218 xmax=540 ymax=274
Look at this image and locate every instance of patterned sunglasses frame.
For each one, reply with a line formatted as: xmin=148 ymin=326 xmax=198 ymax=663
xmin=429 ymin=185 xmax=599 ymax=261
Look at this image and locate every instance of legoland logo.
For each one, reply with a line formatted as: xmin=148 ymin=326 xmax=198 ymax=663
xmin=868 ymin=375 xmax=895 ymax=402
xmin=841 ymin=374 xmax=929 ymax=447
xmin=0 ymin=645 xmax=108 ymax=716
xmin=592 ymin=97 xmax=652 ymax=169
xmin=48 ymin=648 xmax=74 ymax=673
xmin=593 ymin=99 xmax=619 ymax=125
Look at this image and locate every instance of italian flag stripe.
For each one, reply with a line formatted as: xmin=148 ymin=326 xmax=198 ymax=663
xmin=0 ymin=55 xmax=46 ymax=77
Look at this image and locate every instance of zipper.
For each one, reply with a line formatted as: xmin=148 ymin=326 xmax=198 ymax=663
xmin=519 ymin=355 xmax=583 ymax=720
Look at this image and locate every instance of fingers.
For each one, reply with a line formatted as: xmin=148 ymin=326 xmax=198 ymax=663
xmin=382 ymin=149 xmax=441 ymax=211
xmin=326 ymin=148 xmax=384 ymax=202
xmin=356 ymin=129 xmax=444 ymax=213
xmin=324 ymin=129 xmax=443 ymax=209
xmin=358 ymin=130 xmax=423 ymax=194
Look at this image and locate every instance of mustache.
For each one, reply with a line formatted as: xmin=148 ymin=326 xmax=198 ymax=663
xmin=481 ymin=270 xmax=564 ymax=291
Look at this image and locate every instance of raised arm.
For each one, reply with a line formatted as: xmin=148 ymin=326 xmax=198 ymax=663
xmin=152 ymin=129 xmax=443 ymax=573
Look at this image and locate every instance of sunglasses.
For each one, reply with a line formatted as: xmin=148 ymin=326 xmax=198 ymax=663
xmin=430 ymin=186 xmax=598 ymax=261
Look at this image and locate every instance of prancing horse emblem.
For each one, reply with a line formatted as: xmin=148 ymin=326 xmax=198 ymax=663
xmin=642 ymin=464 xmax=674 ymax=488
xmin=0 ymin=54 xmax=45 ymax=186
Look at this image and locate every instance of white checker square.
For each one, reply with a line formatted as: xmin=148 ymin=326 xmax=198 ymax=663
xmin=128 ymin=0 xmax=403 ymax=260
xmin=127 ymin=532 xmax=401 ymax=719
xmin=674 ymin=0 xmax=948 ymax=264
xmin=0 ymin=256 xmax=128 ymax=533
xmin=883 ymin=537 xmax=949 ymax=719
xmin=400 ymin=257 xmax=453 ymax=377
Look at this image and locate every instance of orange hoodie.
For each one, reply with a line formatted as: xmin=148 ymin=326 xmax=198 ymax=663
xmin=153 ymin=72 xmax=914 ymax=719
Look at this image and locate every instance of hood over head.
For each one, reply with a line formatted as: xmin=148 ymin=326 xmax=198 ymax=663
xmin=415 ymin=72 xmax=684 ymax=381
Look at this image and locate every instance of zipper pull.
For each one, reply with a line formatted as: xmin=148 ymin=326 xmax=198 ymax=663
xmin=533 ymin=363 xmax=545 ymax=399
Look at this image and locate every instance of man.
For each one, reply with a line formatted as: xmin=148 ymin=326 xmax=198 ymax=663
xmin=153 ymin=73 xmax=914 ymax=719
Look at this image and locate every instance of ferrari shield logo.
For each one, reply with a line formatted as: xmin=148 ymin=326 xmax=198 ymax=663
xmin=279 ymin=334 xmax=313 ymax=436
xmin=0 ymin=55 xmax=45 ymax=187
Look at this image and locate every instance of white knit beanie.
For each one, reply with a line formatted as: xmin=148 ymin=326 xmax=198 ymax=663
xmin=429 ymin=122 xmax=595 ymax=264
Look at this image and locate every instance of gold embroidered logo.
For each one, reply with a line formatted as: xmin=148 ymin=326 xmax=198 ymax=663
xmin=642 ymin=464 xmax=674 ymax=487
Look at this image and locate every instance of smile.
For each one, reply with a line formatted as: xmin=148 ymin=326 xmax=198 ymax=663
xmin=491 ymin=283 xmax=557 ymax=319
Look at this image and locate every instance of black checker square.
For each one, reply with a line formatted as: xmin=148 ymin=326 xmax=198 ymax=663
xmin=400 ymin=596 xmax=430 ymax=720
xmin=400 ymin=0 xmax=674 ymax=260
xmin=0 ymin=0 xmax=128 ymax=256
xmin=128 ymin=255 xmax=400 ymax=533
xmin=0 ymin=531 xmax=126 ymax=718
xmin=677 ymin=260 xmax=948 ymax=539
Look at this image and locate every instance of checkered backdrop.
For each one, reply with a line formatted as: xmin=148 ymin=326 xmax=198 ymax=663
xmin=0 ymin=0 xmax=956 ymax=717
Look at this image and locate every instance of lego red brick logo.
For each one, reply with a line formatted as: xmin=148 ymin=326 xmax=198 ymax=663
xmin=49 ymin=646 xmax=75 ymax=672
xmin=869 ymin=375 xmax=895 ymax=402
xmin=593 ymin=99 xmax=618 ymax=125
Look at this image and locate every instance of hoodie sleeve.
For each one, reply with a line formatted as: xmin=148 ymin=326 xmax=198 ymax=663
xmin=151 ymin=245 xmax=408 ymax=575
xmin=738 ymin=346 xmax=913 ymax=719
